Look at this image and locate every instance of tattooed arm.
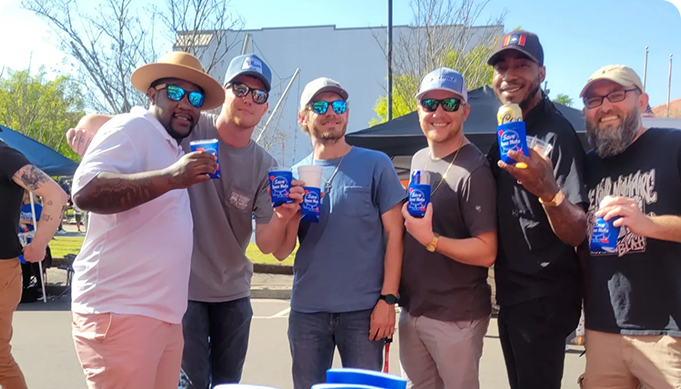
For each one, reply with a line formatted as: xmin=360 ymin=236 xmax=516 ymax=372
xmin=12 ymin=165 xmax=69 ymax=262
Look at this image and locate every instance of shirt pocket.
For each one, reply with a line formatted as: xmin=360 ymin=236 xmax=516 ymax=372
xmin=341 ymin=186 xmax=372 ymax=217
xmin=225 ymin=182 xmax=256 ymax=213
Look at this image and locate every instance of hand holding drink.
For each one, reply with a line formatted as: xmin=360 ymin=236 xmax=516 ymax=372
xmin=189 ymin=139 xmax=221 ymax=179
xmin=298 ymin=165 xmax=323 ymax=223
xmin=268 ymin=167 xmax=294 ymax=207
xmin=408 ymin=170 xmax=430 ymax=218
xmin=497 ymin=103 xmax=529 ymax=169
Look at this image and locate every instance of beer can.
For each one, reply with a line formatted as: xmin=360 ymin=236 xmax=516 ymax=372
xmin=497 ymin=103 xmax=523 ymax=125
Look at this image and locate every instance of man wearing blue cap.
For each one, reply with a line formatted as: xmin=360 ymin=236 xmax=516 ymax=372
xmin=400 ymin=67 xmax=497 ymax=389
xmin=66 ymin=54 xmax=301 ymax=388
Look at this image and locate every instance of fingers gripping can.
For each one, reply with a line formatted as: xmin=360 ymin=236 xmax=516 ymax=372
xmin=408 ymin=170 xmax=431 ymax=218
xmin=496 ymin=103 xmax=529 ymax=165
xmin=189 ymin=139 xmax=220 ymax=179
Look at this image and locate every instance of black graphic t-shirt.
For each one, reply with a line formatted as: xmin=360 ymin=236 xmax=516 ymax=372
xmin=585 ymin=127 xmax=681 ymax=336
xmin=0 ymin=140 xmax=31 ymax=259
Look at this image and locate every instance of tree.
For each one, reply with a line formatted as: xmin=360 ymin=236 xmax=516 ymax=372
xmin=23 ymin=0 xmax=243 ymax=114
xmin=371 ymin=0 xmax=506 ymax=124
xmin=553 ymin=94 xmax=574 ymax=107
xmin=0 ymin=67 xmax=84 ymax=161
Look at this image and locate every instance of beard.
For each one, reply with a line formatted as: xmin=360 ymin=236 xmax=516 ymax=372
xmin=164 ymin=123 xmax=195 ymax=141
xmin=519 ymin=79 xmax=542 ymax=112
xmin=586 ymin=105 xmax=641 ymax=158
xmin=309 ymin=121 xmax=348 ymax=143
xmin=425 ymin=123 xmax=463 ymax=145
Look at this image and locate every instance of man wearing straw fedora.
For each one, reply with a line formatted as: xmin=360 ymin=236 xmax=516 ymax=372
xmin=67 ymin=54 xmax=301 ymax=388
xmin=69 ymin=51 xmax=222 ymax=389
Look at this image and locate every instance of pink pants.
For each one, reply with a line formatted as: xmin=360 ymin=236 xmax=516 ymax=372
xmin=72 ymin=312 xmax=183 ymax=389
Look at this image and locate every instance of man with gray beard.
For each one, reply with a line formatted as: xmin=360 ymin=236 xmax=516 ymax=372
xmin=578 ymin=65 xmax=681 ymax=389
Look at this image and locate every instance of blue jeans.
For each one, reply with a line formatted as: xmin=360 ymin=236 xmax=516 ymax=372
xmin=179 ymin=297 xmax=253 ymax=389
xmin=288 ymin=309 xmax=384 ymax=389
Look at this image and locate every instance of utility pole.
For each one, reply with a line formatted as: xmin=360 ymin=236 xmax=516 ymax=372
xmin=387 ymin=0 xmax=393 ymax=121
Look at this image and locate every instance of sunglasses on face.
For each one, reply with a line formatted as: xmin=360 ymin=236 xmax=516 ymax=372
xmin=420 ymin=98 xmax=462 ymax=113
xmin=583 ymin=88 xmax=638 ymax=109
xmin=154 ymin=84 xmax=205 ymax=108
xmin=310 ymin=100 xmax=347 ymax=115
xmin=228 ymin=82 xmax=269 ymax=105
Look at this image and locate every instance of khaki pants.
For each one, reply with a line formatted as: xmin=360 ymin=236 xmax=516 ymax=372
xmin=399 ymin=310 xmax=489 ymax=389
xmin=73 ymin=313 xmax=183 ymax=389
xmin=582 ymin=329 xmax=681 ymax=389
xmin=0 ymin=259 xmax=28 ymax=389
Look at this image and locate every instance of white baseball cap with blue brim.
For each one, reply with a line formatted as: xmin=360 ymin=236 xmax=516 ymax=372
xmin=415 ymin=67 xmax=468 ymax=103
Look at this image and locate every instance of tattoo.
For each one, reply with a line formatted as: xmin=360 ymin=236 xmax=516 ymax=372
xmin=78 ymin=173 xmax=163 ymax=214
xmin=18 ymin=165 xmax=50 ymax=191
xmin=41 ymin=214 xmax=53 ymax=222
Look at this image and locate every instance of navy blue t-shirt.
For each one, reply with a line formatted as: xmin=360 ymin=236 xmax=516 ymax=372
xmin=585 ymin=127 xmax=681 ymax=336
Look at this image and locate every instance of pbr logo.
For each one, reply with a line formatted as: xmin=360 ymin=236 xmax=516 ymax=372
xmin=243 ymin=57 xmax=263 ymax=73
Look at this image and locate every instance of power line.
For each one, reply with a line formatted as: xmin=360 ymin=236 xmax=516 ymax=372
xmin=250 ymin=37 xmax=283 ymax=80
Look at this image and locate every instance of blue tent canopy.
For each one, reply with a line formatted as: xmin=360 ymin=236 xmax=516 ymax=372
xmin=0 ymin=125 xmax=78 ymax=176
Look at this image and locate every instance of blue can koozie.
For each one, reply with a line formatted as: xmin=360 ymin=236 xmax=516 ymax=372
xmin=408 ymin=183 xmax=430 ymax=218
xmin=189 ymin=139 xmax=220 ymax=179
xmin=301 ymin=186 xmax=321 ymax=223
xmin=590 ymin=216 xmax=621 ymax=254
xmin=268 ymin=169 xmax=293 ymax=207
xmin=497 ymin=121 xmax=529 ymax=164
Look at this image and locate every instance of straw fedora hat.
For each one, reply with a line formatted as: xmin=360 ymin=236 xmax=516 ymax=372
xmin=131 ymin=51 xmax=225 ymax=110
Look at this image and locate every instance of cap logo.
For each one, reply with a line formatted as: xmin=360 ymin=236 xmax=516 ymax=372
xmin=242 ymin=57 xmax=263 ymax=73
xmin=503 ymin=34 xmax=526 ymax=47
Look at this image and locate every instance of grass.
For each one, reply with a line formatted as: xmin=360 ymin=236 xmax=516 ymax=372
xmin=50 ymin=236 xmax=296 ymax=266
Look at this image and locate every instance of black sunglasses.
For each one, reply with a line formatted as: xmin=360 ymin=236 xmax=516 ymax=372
xmin=227 ymin=82 xmax=269 ymax=105
xmin=583 ymin=88 xmax=639 ymax=109
xmin=420 ymin=98 xmax=462 ymax=113
xmin=310 ymin=100 xmax=347 ymax=115
xmin=155 ymin=84 xmax=205 ymax=108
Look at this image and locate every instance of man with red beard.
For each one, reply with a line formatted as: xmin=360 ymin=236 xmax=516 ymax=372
xmin=579 ymin=65 xmax=681 ymax=389
xmin=399 ymin=68 xmax=498 ymax=389
xmin=486 ymin=30 xmax=589 ymax=389
xmin=67 ymin=54 xmax=301 ymax=389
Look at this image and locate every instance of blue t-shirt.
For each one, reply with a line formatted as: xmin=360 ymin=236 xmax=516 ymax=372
xmin=18 ymin=203 xmax=42 ymax=263
xmin=291 ymin=147 xmax=406 ymax=313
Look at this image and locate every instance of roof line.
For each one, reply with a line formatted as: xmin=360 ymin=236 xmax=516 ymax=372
xmin=176 ymin=23 xmax=503 ymax=35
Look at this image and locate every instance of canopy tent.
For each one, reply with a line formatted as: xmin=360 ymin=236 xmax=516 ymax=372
xmin=346 ymin=86 xmax=589 ymax=178
xmin=0 ymin=125 xmax=78 ymax=176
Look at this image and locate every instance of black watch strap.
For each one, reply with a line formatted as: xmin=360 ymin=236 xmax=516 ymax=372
xmin=379 ymin=294 xmax=398 ymax=305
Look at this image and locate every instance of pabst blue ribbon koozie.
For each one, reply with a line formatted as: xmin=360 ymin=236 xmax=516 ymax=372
xmin=301 ymin=186 xmax=321 ymax=223
xmin=496 ymin=103 xmax=529 ymax=165
xmin=268 ymin=167 xmax=293 ymax=207
xmin=408 ymin=170 xmax=431 ymax=218
xmin=189 ymin=139 xmax=221 ymax=179
xmin=590 ymin=216 xmax=621 ymax=254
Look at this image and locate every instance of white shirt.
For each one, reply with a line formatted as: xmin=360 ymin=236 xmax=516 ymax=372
xmin=71 ymin=107 xmax=193 ymax=324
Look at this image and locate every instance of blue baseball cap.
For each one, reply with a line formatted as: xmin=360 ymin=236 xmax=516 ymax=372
xmin=415 ymin=67 xmax=468 ymax=103
xmin=224 ymin=54 xmax=272 ymax=91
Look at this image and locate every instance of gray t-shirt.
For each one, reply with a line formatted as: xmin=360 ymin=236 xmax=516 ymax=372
xmin=182 ymin=113 xmax=277 ymax=302
xmin=400 ymin=143 xmax=497 ymax=322
xmin=291 ymin=147 xmax=406 ymax=313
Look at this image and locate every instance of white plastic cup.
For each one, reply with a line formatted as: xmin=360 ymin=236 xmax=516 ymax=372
xmin=526 ymin=136 xmax=554 ymax=157
xmin=298 ymin=165 xmax=323 ymax=189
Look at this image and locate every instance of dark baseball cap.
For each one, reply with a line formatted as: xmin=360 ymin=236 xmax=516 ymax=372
xmin=487 ymin=30 xmax=544 ymax=66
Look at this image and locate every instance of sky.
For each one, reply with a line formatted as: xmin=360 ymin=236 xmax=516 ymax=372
xmin=0 ymin=0 xmax=679 ymax=109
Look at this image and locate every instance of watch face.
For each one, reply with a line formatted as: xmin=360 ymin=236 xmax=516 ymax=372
xmin=383 ymin=294 xmax=398 ymax=304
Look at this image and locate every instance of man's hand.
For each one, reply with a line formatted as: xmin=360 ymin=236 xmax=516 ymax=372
xmin=498 ymin=149 xmax=560 ymax=202
xmin=67 ymin=128 xmax=96 ymax=157
xmin=369 ymin=299 xmax=396 ymax=341
xmin=596 ymin=196 xmax=654 ymax=237
xmin=22 ymin=243 xmax=46 ymax=263
xmin=273 ymin=180 xmax=305 ymax=222
xmin=401 ymin=202 xmax=435 ymax=246
xmin=164 ymin=151 xmax=217 ymax=189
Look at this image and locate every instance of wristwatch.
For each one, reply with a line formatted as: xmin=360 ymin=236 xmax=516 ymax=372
xmin=426 ymin=233 xmax=440 ymax=252
xmin=379 ymin=294 xmax=398 ymax=305
xmin=539 ymin=190 xmax=565 ymax=207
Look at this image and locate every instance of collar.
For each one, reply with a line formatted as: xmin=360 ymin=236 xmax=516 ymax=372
xmin=130 ymin=107 xmax=181 ymax=150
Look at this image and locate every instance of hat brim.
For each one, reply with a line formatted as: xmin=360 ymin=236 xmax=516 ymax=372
xmin=131 ymin=63 xmax=225 ymax=110
xmin=304 ymin=86 xmax=349 ymax=106
xmin=415 ymin=88 xmax=467 ymax=103
xmin=579 ymin=76 xmax=638 ymax=98
xmin=225 ymin=70 xmax=272 ymax=92
xmin=487 ymin=47 xmax=541 ymax=66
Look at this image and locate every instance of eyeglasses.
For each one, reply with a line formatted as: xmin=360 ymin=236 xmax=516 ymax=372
xmin=420 ymin=98 xmax=462 ymax=113
xmin=155 ymin=84 xmax=205 ymax=108
xmin=227 ymin=82 xmax=269 ymax=105
xmin=583 ymin=88 xmax=639 ymax=109
xmin=310 ymin=100 xmax=347 ymax=115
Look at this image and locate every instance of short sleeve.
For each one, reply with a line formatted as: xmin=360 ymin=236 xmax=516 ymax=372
xmin=550 ymin=126 xmax=588 ymax=207
xmin=0 ymin=143 xmax=31 ymax=182
xmin=72 ymin=124 xmax=141 ymax=196
xmin=253 ymin=155 xmax=277 ymax=224
xmin=461 ymin=165 xmax=497 ymax=236
xmin=373 ymin=152 xmax=407 ymax=214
